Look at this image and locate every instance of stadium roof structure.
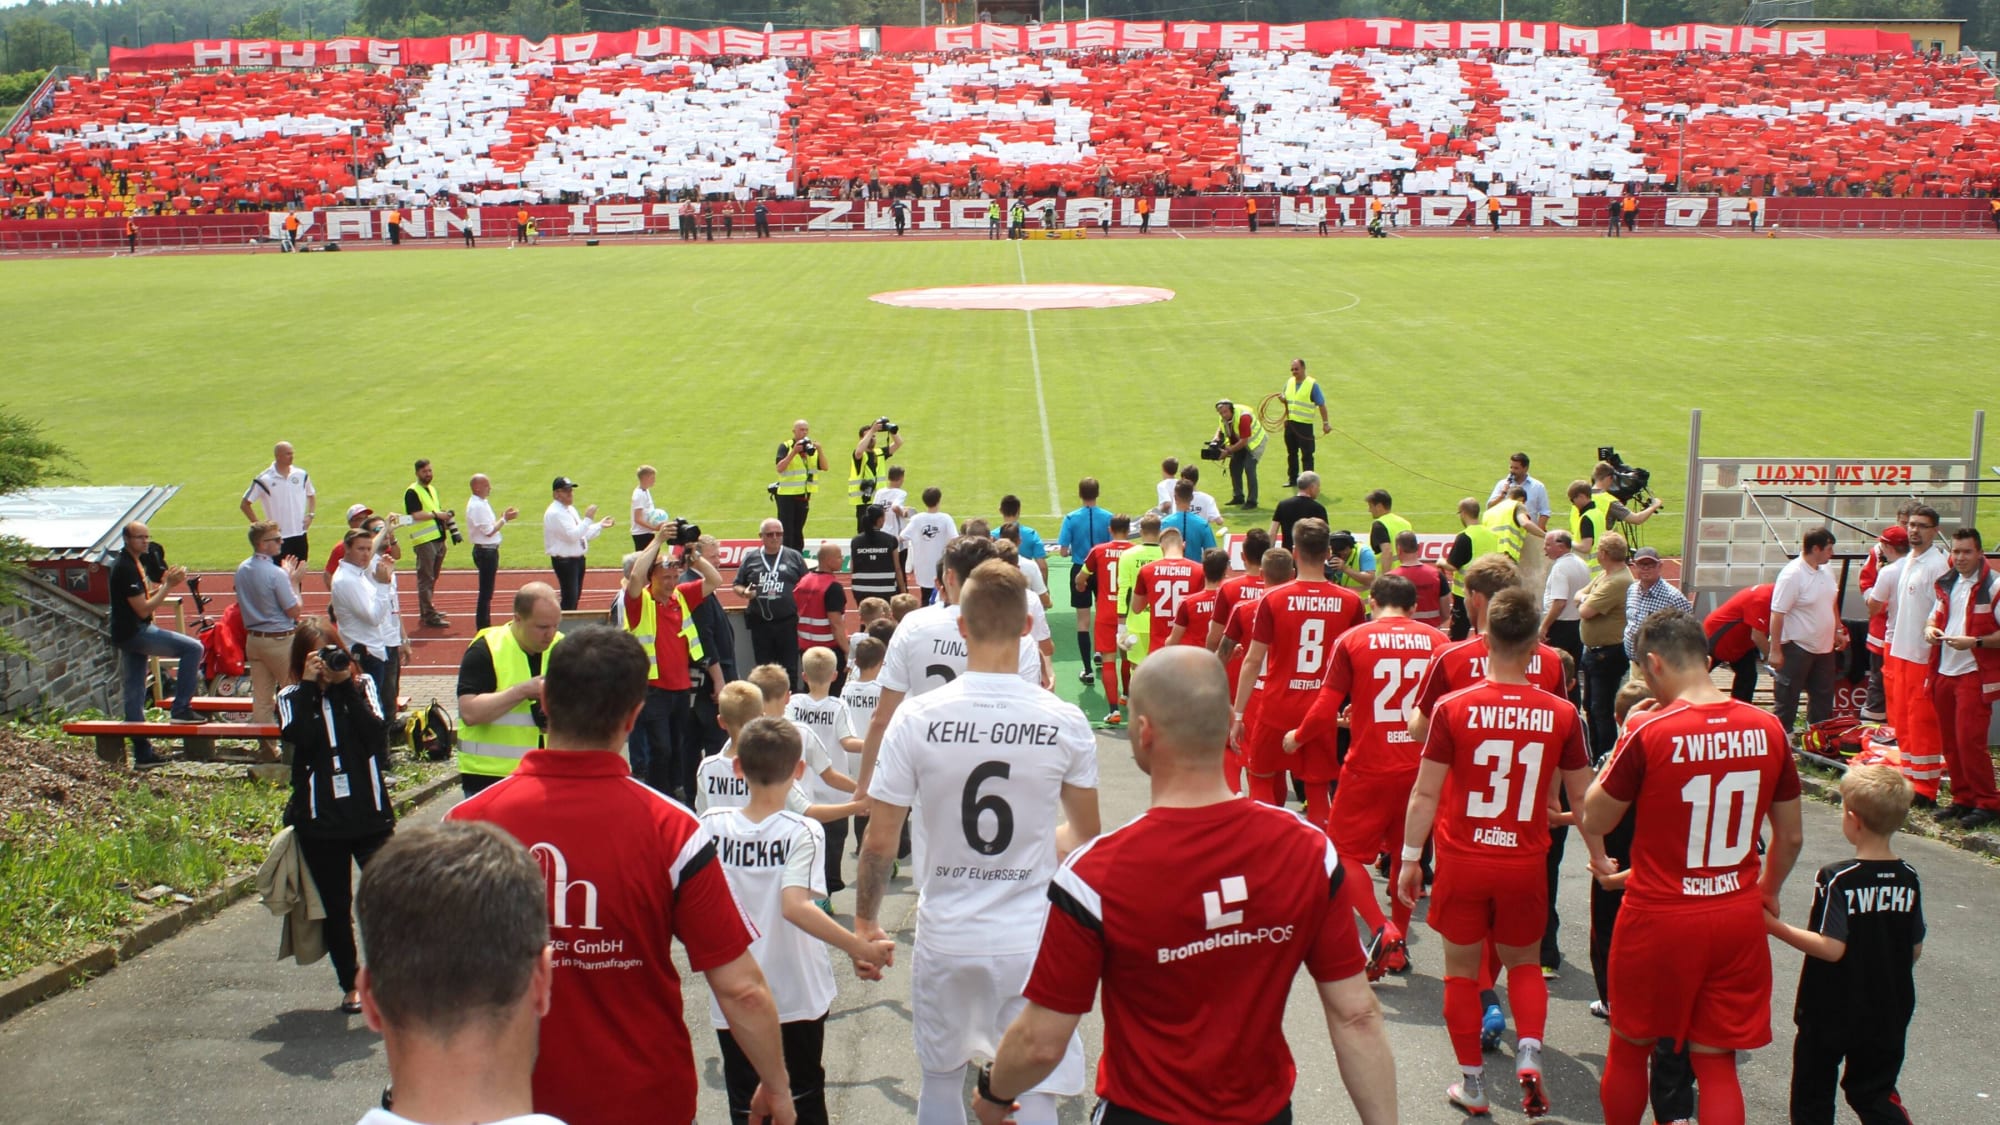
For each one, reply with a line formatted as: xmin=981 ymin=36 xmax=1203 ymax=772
xmin=0 ymin=486 xmax=180 ymax=562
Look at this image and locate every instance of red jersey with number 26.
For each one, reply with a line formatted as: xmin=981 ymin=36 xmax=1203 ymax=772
xmin=1598 ymin=698 xmax=1800 ymax=911
xmin=1422 ymin=681 xmax=1589 ymax=867
xmin=1133 ymin=557 xmax=1202 ymax=651
xmin=1412 ymin=635 xmax=1567 ymax=717
xmin=1174 ymin=586 xmax=1219 ymax=647
xmin=1250 ymin=580 xmax=1366 ymax=728
xmin=1298 ymin=617 xmax=1448 ymax=775
xmin=1083 ymin=540 xmax=1134 ymax=627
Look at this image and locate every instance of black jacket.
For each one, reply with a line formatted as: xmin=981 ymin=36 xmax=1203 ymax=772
xmin=280 ymin=676 xmax=396 ymax=840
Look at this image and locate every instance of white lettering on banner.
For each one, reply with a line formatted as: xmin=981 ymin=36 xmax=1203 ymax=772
xmin=565 ymin=204 xmax=592 ymax=234
xmin=1460 ymin=21 xmax=1501 ymax=49
xmin=1745 ymin=463 xmax=1919 ymax=487
xmin=238 ymin=41 xmax=273 ymax=67
xmin=1067 ymin=199 xmax=1113 ymax=228
xmin=1740 ymin=25 xmax=1781 ymax=53
xmin=1531 ymin=197 xmax=1577 ymax=227
xmin=1715 ymin=197 xmax=1752 ymax=226
xmin=192 ymin=41 xmax=230 ymax=67
xmin=439 ymin=209 xmax=479 ymax=237
xmin=278 ymin=43 xmax=315 ymax=67
xmin=916 ymin=199 xmax=945 ymax=229
xmin=452 ymin=34 xmax=487 ymax=61
xmin=368 ymin=39 xmax=399 ymax=65
xmin=809 ymin=201 xmax=852 ymax=230
xmin=1787 ymin=31 xmax=1827 ymax=54
xmin=1363 ymin=19 xmax=1401 ymax=45
xmin=1556 ymin=26 xmax=1599 ymax=53
xmin=327 ymin=211 xmax=372 ymax=241
xmin=950 ymin=200 xmax=989 ymax=229
xmin=1420 ymin=197 xmax=1465 ymax=226
xmin=1412 ymin=22 xmax=1450 ymax=48
xmin=1665 ymin=198 xmax=1709 ymax=227
xmin=530 ymin=842 xmax=603 ymax=931
xmin=398 ymin=210 xmax=426 ymax=238
xmin=597 ymin=204 xmax=644 ymax=233
xmin=325 ymin=38 xmax=363 ymax=63
xmin=1507 ymin=22 xmax=1549 ymax=50
xmin=1693 ymin=24 xmax=1733 ymax=52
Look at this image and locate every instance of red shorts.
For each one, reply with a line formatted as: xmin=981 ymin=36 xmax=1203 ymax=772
xmin=1425 ymin=858 xmax=1546 ymax=948
xmin=1608 ymin=900 xmax=1772 ymax=1050
xmin=1092 ymin=613 xmax=1120 ymax=655
xmin=1329 ymin=770 xmax=1417 ymax=863
xmin=1246 ymin=715 xmax=1329 ymax=780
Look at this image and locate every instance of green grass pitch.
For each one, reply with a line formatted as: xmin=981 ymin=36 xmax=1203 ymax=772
xmin=3 ymin=234 xmax=1994 ymax=570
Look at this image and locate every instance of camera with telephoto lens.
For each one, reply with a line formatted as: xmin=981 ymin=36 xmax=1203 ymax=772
xmin=318 ymin=645 xmax=352 ymax=674
xmin=1199 ymin=438 xmax=1227 ymax=462
xmin=1595 ymin=446 xmax=1653 ymax=504
xmin=437 ymin=509 xmax=464 ymax=546
xmin=874 ymin=417 xmax=899 ymax=435
xmin=669 ymin=518 xmax=702 ymax=548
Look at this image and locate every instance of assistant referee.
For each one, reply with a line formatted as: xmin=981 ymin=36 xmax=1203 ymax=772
xmin=975 ymin=648 xmax=1397 ymax=1125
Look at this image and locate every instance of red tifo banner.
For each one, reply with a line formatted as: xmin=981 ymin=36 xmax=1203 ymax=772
xmin=109 ymin=18 xmax=1910 ymax=73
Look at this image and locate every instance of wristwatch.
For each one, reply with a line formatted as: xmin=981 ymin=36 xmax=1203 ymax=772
xmin=975 ymin=1063 xmax=1012 ymax=1108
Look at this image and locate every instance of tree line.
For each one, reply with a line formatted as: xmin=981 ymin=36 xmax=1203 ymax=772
xmin=0 ymin=0 xmax=1988 ymax=85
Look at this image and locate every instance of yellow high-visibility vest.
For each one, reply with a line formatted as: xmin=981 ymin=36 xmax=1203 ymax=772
xmin=456 ymin=626 xmax=562 ymax=779
xmin=1482 ymin=500 xmax=1525 ymax=561
xmin=1284 ymin=376 xmax=1320 ymax=425
xmin=627 ymin=586 xmax=703 ymax=680
xmin=407 ymin=481 xmax=444 ymax=546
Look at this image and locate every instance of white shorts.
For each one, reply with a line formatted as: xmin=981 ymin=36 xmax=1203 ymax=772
xmin=910 ymin=945 xmax=1085 ymax=1094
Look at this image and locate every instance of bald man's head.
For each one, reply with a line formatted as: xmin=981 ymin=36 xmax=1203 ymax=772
xmin=1129 ymin=647 xmax=1231 ymax=772
xmin=816 ymin=543 xmax=844 ymax=571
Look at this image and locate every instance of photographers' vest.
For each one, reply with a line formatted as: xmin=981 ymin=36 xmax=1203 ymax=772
xmin=1334 ymin=546 xmax=1369 ymax=592
xmin=795 ymin=572 xmax=840 ymax=651
xmin=1218 ymin=405 xmax=1267 ymax=454
xmin=456 ymin=626 xmax=561 ymax=779
xmin=777 ymin=441 xmax=813 ymax=496
xmin=1374 ymin=511 xmax=1412 ymax=548
xmin=848 ymin=440 xmax=890 ymax=505
xmin=628 ymin=586 xmax=703 ymax=681
xmin=1450 ymin=524 xmax=1501 ymax=598
xmin=1284 ymin=375 xmax=1320 ymax=425
xmin=1482 ymin=500 xmax=1525 ymax=561
xmin=1571 ymin=492 xmax=1617 ymax=576
xmin=406 ymin=481 xmax=444 ymax=546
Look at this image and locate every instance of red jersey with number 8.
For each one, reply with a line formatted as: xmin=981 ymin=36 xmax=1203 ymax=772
xmin=1598 ymin=698 xmax=1800 ymax=910
xmin=1249 ymin=579 xmax=1366 ymax=728
xmin=1422 ymin=681 xmax=1589 ymax=866
xmin=1132 ymin=557 xmax=1202 ymax=651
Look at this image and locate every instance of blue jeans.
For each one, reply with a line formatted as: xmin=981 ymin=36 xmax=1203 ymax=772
xmin=629 ymin=687 xmax=695 ymax=801
xmin=118 ymin=625 xmax=205 ymax=754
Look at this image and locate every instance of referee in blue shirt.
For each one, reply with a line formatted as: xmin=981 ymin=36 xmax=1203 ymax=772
xmin=1056 ymin=478 xmax=1113 ymax=685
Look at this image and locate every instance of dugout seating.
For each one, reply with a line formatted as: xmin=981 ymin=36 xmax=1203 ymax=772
xmin=1598 ymin=51 xmax=2000 ymax=196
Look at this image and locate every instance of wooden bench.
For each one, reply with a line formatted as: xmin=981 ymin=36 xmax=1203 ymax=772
xmin=62 ymin=721 xmax=283 ymax=764
xmin=188 ymin=695 xmax=411 ymax=714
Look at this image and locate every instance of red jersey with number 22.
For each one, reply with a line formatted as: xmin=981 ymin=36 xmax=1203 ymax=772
xmin=1250 ymin=580 xmax=1366 ymax=728
xmin=1412 ymin=635 xmax=1567 ymax=716
xmin=1083 ymin=540 xmax=1134 ymax=627
xmin=1598 ymin=698 xmax=1800 ymax=911
xmin=1298 ymin=617 xmax=1448 ymax=775
xmin=1133 ymin=557 xmax=1202 ymax=651
xmin=1174 ymin=586 xmax=1219 ymax=647
xmin=1423 ymin=681 xmax=1588 ymax=866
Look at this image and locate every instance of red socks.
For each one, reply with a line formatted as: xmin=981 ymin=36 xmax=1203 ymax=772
xmin=1443 ymin=975 xmax=1485 ymax=1068
xmin=1252 ymin=772 xmax=1289 ymax=807
xmin=1341 ymin=858 xmax=1387 ymax=932
xmin=1100 ymin=655 xmax=1121 ymax=706
xmin=1505 ymin=963 xmax=1547 ymax=1043
xmin=1689 ymin=1049 xmax=1745 ymax=1125
xmin=1304 ymin=781 xmax=1333 ymax=831
xmin=1599 ymin=1034 xmax=1652 ymax=1125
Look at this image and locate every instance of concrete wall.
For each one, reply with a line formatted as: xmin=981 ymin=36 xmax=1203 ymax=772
xmin=0 ymin=574 xmax=119 ymax=718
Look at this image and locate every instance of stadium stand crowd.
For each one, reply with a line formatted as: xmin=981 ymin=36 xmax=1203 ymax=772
xmin=3 ymin=45 xmax=1996 ymax=217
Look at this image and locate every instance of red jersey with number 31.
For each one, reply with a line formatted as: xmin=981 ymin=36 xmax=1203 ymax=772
xmin=1133 ymin=557 xmax=1202 ymax=650
xmin=1298 ymin=617 xmax=1448 ymax=775
xmin=1250 ymin=580 xmax=1366 ymax=728
xmin=1083 ymin=540 xmax=1134 ymax=627
xmin=1598 ymin=698 xmax=1800 ymax=911
xmin=1423 ymin=681 xmax=1588 ymax=866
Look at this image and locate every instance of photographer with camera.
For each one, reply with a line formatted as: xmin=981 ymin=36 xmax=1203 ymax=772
xmin=404 ymin=458 xmax=457 ymax=628
xmin=849 ymin=418 xmax=903 ymax=533
xmin=1209 ymin=398 xmax=1267 ymax=510
xmin=1327 ymin=527 xmax=1378 ymax=593
xmin=775 ymin=420 xmax=829 ymax=552
xmin=621 ymin=524 xmax=722 ymax=802
xmin=456 ymin=582 xmax=564 ymax=797
xmin=278 ymin=616 xmax=396 ymax=1015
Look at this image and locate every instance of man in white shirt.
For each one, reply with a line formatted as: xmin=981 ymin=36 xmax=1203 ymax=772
xmin=1538 ymin=528 xmax=1591 ymax=671
xmin=1923 ymin=527 xmax=2000 ymax=828
xmin=330 ymin=526 xmax=404 ymax=717
xmin=465 ymin=474 xmax=518 ymax=632
xmin=1886 ymin=505 xmax=1950 ymax=801
xmin=543 ymin=476 xmax=613 ymax=612
xmin=1485 ymin=451 xmax=1551 ymax=529
xmin=630 ymin=464 xmax=664 ymax=551
xmin=353 ymin=822 xmax=567 ymax=1125
xmin=240 ymin=440 xmax=317 ymax=574
xmin=856 ymin=560 xmax=1100 ymax=1125
xmin=1769 ymin=527 xmax=1846 ymax=735
xmin=902 ymin=487 xmax=957 ymax=604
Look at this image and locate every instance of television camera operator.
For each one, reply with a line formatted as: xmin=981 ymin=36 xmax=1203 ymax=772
xmin=1206 ymin=397 xmax=1267 ymax=510
xmin=774 ymin=419 xmax=829 ymax=552
xmin=1593 ymin=450 xmax=1663 ymax=534
xmin=849 ymin=417 xmax=904 ymax=533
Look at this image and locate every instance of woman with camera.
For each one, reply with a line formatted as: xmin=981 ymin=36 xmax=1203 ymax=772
xmin=277 ymin=617 xmax=397 ymax=1015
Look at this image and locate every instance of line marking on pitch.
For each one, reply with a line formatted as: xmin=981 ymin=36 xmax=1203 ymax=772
xmin=1015 ymin=239 xmax=1062 ymax=516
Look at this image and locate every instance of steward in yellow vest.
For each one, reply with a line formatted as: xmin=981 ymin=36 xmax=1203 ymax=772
xmin=1365 ymin=488 xmax=1411 ymax=556
xmin=455 ymin=582 xmax=563 ymax=795
xmin=619 ymin=534 xmax=724 ymax=794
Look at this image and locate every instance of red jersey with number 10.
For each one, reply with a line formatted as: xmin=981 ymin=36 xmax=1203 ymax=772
xmin=1412 ymin=635 xmax=1567 ymax=716
xmin=1133 ymin=556 xmax=1202 ymax=651
xmin=1598 ymin=698 xmax=1800 ymax=911
xmin=1174 ymin=587 xmax=1220 ymax=647
xmin=1297 ymin=617 xmax=1448 ymax=775
xmin=1083 ymin=540 xmax=1135 ymax=627
xmin=1249 ymin=580 xmax=1366 ymax=728
xmin=1422 ymin=681 xmax=1589 ymax=866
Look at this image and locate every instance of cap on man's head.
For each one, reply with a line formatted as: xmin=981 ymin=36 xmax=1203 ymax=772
xmin=552 ymin=476 xmax=579 ymax=491
xmin=1879 ymin=526 xmax=1910 ymax=548
xmin=1632 ymin=547 xmax=1663 ymax=563
xmin=346 ymin=504 xmax=373 ymax=522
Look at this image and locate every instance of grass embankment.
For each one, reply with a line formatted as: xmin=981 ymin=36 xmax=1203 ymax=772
xmin=0 ymin=722 xmax=450 ymax=981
